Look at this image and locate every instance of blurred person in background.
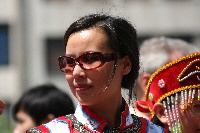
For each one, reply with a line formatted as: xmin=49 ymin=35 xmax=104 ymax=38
xmin=131 ymin=37 xmax=199 ymax=119
xmin=12 ymin=84 xmax=75 ymax=133
xmin=0 ymin=99 xmax=6 ymax=115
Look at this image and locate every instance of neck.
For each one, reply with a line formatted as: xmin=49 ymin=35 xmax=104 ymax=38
xmin=88 ymin=95 xmax=123 ymax=126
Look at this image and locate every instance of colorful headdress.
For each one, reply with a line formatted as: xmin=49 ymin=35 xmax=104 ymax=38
xmin=145 ymin=52 xmax=200 ymax=132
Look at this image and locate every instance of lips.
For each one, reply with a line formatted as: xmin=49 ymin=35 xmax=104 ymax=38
xmin=74 ymin=84 xmax=92 ymax=92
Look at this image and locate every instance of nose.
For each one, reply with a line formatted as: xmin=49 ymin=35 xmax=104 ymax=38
xmin=73 ymin=63 xmax=86 ymax=78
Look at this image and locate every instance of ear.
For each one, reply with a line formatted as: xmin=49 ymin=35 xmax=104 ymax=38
xmin=153 ymin=102 xmax=168 ymax=124
xmin=121 ymin=56 xmax=132 ymax=75
xmin=42 ymin=114 xmax=55 ymax=124
xmin=139 ymin=73 xmax=151 ymax=93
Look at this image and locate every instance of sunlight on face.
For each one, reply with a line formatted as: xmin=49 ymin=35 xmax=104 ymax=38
xmin=80 ymin=30 xmax=90 ymax=39
xmin=13 ymin=110 xmax=36 ymax=133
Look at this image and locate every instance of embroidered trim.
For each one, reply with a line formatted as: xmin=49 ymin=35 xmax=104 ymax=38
xmin=26 ymin=127 xmax=43 ymax=133
xmin=27 ymin=114 xmax=146 ymax=133
xmin=177 ymin=59 xmax=200 ymax=82
xmin=158 ymin=79 xmax=165 ymax=89
xmin=65 ymin=114 xmax=143 ymax=133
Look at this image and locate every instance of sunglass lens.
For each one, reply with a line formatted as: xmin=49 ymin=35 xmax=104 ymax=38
xmin=58 ymin=57 xmax=66 ymax=71
xmin=59 ymin=56 xmax=75 ymax=72
xmin=80 ymin=53 xmax=102 ymax=69
xmin=66 ymin=57 xmax=75 ymax=66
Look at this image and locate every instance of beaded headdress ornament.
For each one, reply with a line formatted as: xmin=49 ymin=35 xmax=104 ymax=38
xmin=144 ymin=52 xmax=200 ymax=133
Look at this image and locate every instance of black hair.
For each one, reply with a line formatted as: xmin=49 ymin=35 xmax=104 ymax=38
xmin=151 ymin=115 xmax=165 ymax=128
xmin=13 ymin=84 xmax=75 ymax=125
xmin=64 ymin=13 xmax=139 ymax=102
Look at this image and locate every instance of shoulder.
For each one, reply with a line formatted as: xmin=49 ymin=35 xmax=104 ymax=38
xmin=137 ymin=117 xmax=170 ymax=133
xmin=26 ymin=116 xmax=72 ymax=133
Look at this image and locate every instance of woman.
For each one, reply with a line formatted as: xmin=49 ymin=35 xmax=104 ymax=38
xmin=27 ymin=13 xmax=169 ymax=133
xmin=13 ymin=84 xmax=75 ymax=133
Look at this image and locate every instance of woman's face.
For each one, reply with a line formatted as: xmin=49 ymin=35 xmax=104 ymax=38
xmin=13 ymin=109 xmax=36 ymax=133
xmin=65 ymin=28 xmax=125 ymax=105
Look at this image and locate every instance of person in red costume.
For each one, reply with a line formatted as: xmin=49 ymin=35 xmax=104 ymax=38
xmin=139 ymin=52 xmax=200 ymax=133
xmin=0 ymin=99 xmax=6 ymax=115
xmin=27 ymin=13 xmax=170 ymax=133
xmin=132 ymin=37 xmax=199 ymax=119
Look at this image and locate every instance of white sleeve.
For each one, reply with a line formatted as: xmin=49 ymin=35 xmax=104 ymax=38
xmin=43 ymin=118 xmax=71 ymax=133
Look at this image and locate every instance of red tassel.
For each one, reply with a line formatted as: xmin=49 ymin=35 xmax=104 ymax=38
xmin=136 ymin=100 xmax=150 ymax=113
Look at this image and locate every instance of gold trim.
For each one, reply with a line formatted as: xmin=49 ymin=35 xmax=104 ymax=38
xmin=177 ymin=59 xmax=200 ymax=82
xmin=157 ymin=84 xmax=200 ymax=103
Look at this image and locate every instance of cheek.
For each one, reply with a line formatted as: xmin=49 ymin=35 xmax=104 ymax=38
xmin=65 ymin=75 xmax=74 ymax=86
xmin=15 ymin=119 xmax=36 ymax=132
xmin=65 ymin=75 xmax=76 ymax=93
xmin=93 ymin=65 xmax=112 ymax=82
xmin=92 ymin=63 xmax=122 ymax=90
xmin=65 ymin=74 xmax=71 ymax=82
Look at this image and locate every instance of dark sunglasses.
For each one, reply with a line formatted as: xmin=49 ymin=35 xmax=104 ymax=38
xmin=58 ymin=52 xmax=120 ymax=74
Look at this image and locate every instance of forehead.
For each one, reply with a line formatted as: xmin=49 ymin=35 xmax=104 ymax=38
xmin=66 ymin=28 xmax=112 ymax=55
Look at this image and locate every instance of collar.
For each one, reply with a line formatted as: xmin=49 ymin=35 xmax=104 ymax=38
xmin=74 ymin=98 xmax=134 ymax=132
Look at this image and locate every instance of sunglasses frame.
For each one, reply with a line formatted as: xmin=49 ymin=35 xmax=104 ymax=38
xmin=58 ymin=51 xmax=118 ymax=73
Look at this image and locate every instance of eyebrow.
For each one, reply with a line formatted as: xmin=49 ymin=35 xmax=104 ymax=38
xmin=65 ymin=54 xmax=75 ymax=57
xmin=65 ymin=51 xmax=100 ymax=57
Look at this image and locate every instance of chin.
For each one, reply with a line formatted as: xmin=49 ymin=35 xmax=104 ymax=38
xmin=79 ymin=100 xmax=93 ymax=106
xmin=77 ymin=97 xmax=97 ymax=106
xmin=76 ymin=95 xmax=90 ymax=104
